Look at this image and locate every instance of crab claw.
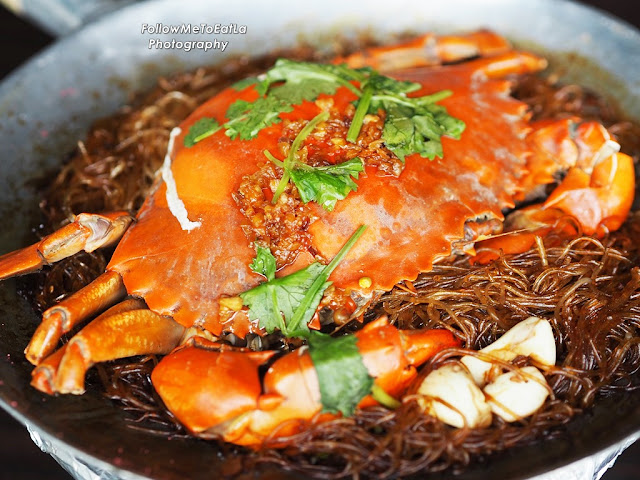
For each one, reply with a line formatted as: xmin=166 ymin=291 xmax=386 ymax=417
xmin=151 ymin=339 xmax=277 ymax=437
xmin=152 ymin=318 xmax=459 ymax=447
xmin=0 ymin=212 xmax=132 ymax=281
xmin=474 ymin=118 xmax=635 ymax=263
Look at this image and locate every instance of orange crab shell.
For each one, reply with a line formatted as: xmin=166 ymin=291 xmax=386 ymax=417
xmin=106 ymin=86 xmax=285 ymax=335
xmin=107 ymin=54 xmax=544 ymax=336
xmin=308 ymin=64 xmax=534 ymax=290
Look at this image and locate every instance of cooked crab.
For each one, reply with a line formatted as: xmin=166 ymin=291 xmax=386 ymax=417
xmin=0 ymin=30 xmax=634 ymax=443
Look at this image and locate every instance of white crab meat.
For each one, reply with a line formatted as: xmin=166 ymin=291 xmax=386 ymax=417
xmin=460 ymin=316 xmax=556 ymax=385
xmin=484 ymin=366 xmax=550 ymax=422
xmin=417 ymin=363 xmax=492 ymax=429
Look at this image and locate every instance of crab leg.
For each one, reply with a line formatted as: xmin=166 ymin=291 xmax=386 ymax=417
xmin=0 ymin=211 xmax=133 ymax=280
xmin=339 ymin=29 xmax=512 ymax=71
xmin=152 ymin=317 xmax=460 ymax=447
xmin=31 ymin=299 xmax=187 ymax=395
xmin=463 ymin=51 xmax=548 ymax=78
xmin=30 ymin=297 xmax=146 ymax=393
xmin=25 ymin=270 xmax=127 ymax=364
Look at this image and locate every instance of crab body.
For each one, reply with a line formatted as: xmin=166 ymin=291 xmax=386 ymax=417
xmin=108 ymin=46 xmax=539 ymax=331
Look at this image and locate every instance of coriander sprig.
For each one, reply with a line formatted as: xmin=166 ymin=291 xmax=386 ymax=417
xmin=346 ymin=72 xmax=464 ymax=160
xmin=241 ymin=225 xmax=397 ymax=418
xmin=239 ymin=225 xmax=366 ymax=338
xmin=183 ymin=59 xmax=464 ymax=158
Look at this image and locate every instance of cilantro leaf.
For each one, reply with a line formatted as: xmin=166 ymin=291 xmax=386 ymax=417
xmin=344 ymin=69 xmax=465 ymax=161
xmin=289 ymin=157 xmax=364 ymax=211
xmin=239 ymin=225 xmax=366 ymax=337
xmin=271 ymin=78 xmax=342 ymax=105
xmin=240 ymin=262 xmax=327 ymax=336
xmin=249 ymin=244 xmax=277 ymax=281
xmin=223 ymin=60 xmax=367 ymax=142
xmin=231 ymin=76 xmax=259 ymax=91
xmin=257 ymin=59 xmax=366 ymax=99
xmin=266 ymin=112 xmax=362 ymax=210
xmin=269 ymin=110 xmax=330 ymax=204
xmin=366 ymin=72 xmax=420 ymax=95
xmin=183 ymin=117 xmax=221 ymax=147
xmin=433 ymin=105 xmax=466 ymax=138
xmin=225 ymin=96 xmax=293 ymax=141
xmin=382 ymin=103 xmax=443 ymax=161
xmin=347 ymin=73 xmax=420 ymax=142
xmin=308 ymin=331 xmax=374 ymax=417
xmin=372 ymin=89 xmax=465 ymax=161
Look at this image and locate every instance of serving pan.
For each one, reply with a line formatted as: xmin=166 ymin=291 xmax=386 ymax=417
xmin=1 ymin=0 xmax=639 ymax=478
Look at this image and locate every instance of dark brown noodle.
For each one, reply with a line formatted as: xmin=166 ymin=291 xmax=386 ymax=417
xmin=18 ymin=47 xmax=640 ymax=479
xmin=250 ymin=221 xmax=640 ymax=478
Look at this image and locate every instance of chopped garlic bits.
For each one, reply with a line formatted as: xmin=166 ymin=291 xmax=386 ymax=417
xmin=418 ymin=317 xmax=556 ymax=428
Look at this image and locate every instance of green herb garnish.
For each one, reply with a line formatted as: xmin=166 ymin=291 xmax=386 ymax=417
xmin=256 ymin=59 xmax=365 ymax=100
xmin=231 ymin=76 xmax=259 ymax=91
xmin=224 ymin=96 xmax=294 ymax=141
xmin=242 ymin=226 xmax=402 ymax=417
xmin=182 ymin=61 xmax=363 ymax=146
xmin=249 ymin=243 xmax=277 ymax=281
xmin=224 ymin=60 xmax=366 ymax=142
xmin=240 ymin=225 xmax=366 ymax=338
xmin=289 ymin=158 xmax=364 ymax=211
xmin=184 ymin=59 xmax=465 ymax=163
xmin=264 ymin=111 xmax=364 ymax=209
xmin=308 ymin=331 xmax=374 ymax=416
xmin=268 ymin=111 xmax=329 ymax=204
xmin=348 ymin=73 xmax=465 ymax=160
xmin=378 ymin=91 xmax=465 ymax=161
xmin=183 ymin=117 xmax=221 ymax=147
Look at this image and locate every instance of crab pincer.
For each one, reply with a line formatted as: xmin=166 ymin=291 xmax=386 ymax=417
xmin=151 ymin=317 xmax=460 ymax=447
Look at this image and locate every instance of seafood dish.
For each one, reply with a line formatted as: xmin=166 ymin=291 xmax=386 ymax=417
xmin=1 ymin=26 xmax=640 ymax=478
